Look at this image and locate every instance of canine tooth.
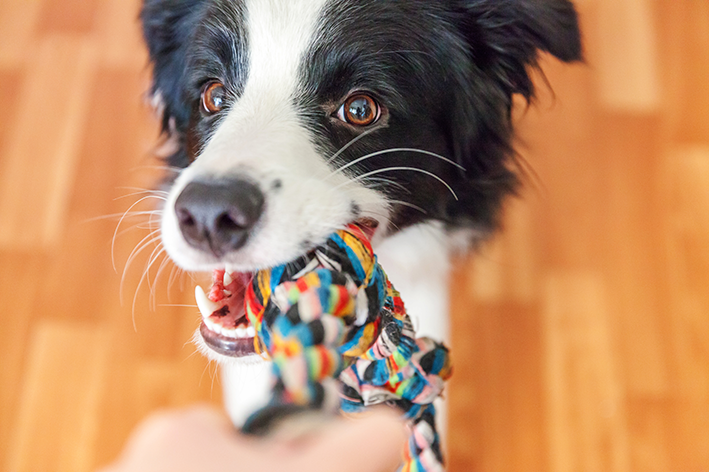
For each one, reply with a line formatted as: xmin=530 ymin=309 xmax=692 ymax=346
xmin=235 ymin=327 xmax=247 ymax=338
xmin=203 ymin=317 xmax=218 ymax=333
xmin=246 ymin=326 xmax=255 ymax=337
xmin=223 ymin=271 xmax=233 ymax=286
xmin=195 ymin=285 xmax=220 ymax=318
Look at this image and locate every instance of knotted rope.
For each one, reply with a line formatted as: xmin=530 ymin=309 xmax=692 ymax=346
xmin=243 ymin=224 xmax=452 ymax=471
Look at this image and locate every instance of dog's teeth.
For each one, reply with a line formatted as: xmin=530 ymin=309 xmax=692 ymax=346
xmin=222 ymin=326 xmax=235 ymax=338
xmin=246 ymin=326 xmax=255 ymax=337
xmin=235 ymin=326 xmax=247 ymax=338
xmin=195 ymin=285 xmax=220 ymax=318
xmin=223 ymin=271 xmax=233 ymax=286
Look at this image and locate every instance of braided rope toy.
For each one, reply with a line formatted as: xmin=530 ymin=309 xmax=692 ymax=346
xmin=242 ymin=224 xmax=452 ymax=471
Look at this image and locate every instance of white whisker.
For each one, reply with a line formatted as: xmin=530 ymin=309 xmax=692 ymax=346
xmin=152 ymin=251 xmax=173 ymax=310
xmin=386 ymin=199 xmax=428 ymax=215
xmin=114 ymin=192 xmax=168 ymax=201
xmin=336 ymin=166 xmax=459 ymax=200
xmin=360 ymin=176 xmax=410 ymax=194
xmin=168 ymin=264 xmax=184 ymax=300
xmin=113 ymin=195 xmax=166 ymax=272
xmin=133 ymin=245 xmax=167 ymax=326
xmin=327 ymin=147 xmax=465 ymax=180
xmin=325 ymin=127 xmax=379 ymax=166
xmin=116 ymin=186 xmax=170 ymax=194
xmin=120 ymin=231 xmax=162 ymax=304
xmin=85 ymin=210 xmax=162 ymax=222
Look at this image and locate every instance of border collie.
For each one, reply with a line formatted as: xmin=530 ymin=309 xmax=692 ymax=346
xmin=141 ymin=0 xmax=582 ymax=427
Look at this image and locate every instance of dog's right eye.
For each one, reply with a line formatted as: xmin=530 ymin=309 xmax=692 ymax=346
xmin=201 ymin=81 xmax=226 ymax=115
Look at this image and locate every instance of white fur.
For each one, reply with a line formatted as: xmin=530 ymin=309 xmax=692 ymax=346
xmin=375 ymin=222 xmax=454 ymax=343
xmin=221 ymin=358 xmax=273 ymax=427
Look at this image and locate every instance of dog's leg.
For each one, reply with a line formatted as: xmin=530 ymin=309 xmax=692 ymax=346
xmin=221 ymin=359 xmax=272 ymax=427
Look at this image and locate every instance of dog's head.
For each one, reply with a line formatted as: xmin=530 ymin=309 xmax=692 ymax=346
xmin=141 ymin=0 xmax=581 ymax=361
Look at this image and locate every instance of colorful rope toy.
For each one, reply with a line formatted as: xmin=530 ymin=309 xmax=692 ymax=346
xmin=243 ymin=224 xmax=452 ymax=471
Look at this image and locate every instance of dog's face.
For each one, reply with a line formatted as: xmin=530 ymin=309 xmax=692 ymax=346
xmin=141 ymin=0 xmax=581 ymax=360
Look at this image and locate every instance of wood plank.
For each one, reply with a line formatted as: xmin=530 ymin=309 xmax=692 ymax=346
xmin=657 ymin=1 xmax=709 ymax=144
xmin=543 ymin=273 xmax=631 ymax=472
xmin=450 ymin=259 xmax=547 ymax=472
xmin=0 ymin=0 xmax=44 ymax=67
xmin=516 ymin=56 xmax=605 ymax=271
xmin=597 ymin=114 xmax=670 ymax=396
xmin=0 ymin=69 xmax=23 ymax=159
xmin=0 ymin=254 xmax=46 ymax=467
xmin=94 ymin=0 xmax=149 ymax=69
xmin=469 ymin=198 xmax=538 ymax=303
xmin=0 ymin=35 xmax=97 ymax=250
xmin=32 ymin=68 xmax=158 ymax=326
xmin=661 ymin=146 xmax=709 ymax=468
xmin=626 ymin=399 xmax=670 ymax=472
xmin=4 ymin=321 xmax=109 ymax=472
xmin=594 ymin=0 xmax=661 ymax=111
xmin=37 ymin=0 xmax=100 ymax=34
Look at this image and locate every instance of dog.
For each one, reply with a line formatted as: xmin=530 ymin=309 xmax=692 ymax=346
xmin=141 ymin=0 xmax=582 ymax=428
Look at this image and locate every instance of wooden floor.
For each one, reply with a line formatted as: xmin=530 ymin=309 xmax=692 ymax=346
xmin=1 ymin=1 xmax=707 ymax=470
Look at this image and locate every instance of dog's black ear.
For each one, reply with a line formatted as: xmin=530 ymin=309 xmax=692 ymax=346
xmin=141 ymin=0 xmax=208 ymax=135
xmin=443 ymin=0 xmax=582 ymax=230
xmin=456 ymin=0 xmax=582 ymax=99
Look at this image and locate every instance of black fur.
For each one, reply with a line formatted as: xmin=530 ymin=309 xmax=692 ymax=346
xmin=141 ymin=0 xmax=582 ymax=235
xmin=141 ymin=0 xmax=209 ymax=134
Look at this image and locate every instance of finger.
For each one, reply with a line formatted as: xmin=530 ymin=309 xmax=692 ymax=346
xmin=96 ymin=406 xmax=246 ymax=472
xmin=295 ymin=410 xmax=408 ymax=472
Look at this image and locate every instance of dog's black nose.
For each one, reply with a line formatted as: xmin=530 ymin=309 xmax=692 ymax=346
xmin=174 ymin=180 xmax=264 ymax=257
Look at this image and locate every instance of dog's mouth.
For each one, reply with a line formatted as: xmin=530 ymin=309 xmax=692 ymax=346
xmin=193 ymin=218 xmax=379 ymax=358
xmin=195 ymin=269 xmax=258 ymax=358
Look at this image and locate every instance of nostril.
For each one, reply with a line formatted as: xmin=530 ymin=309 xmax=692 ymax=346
xmin=216 ymin=211 xmax=245 ymax=232
xmin=176 ymin=208 xmax=196 ymax=228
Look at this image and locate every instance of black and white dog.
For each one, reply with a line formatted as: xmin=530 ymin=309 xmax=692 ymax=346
xmin=141 ymin=0 xmax=581 ymax=427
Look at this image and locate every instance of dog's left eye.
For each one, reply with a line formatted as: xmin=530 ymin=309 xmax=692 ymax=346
xmin=201 ymin=81 xmax=226 ymax=115
xmin=336 ymin=94 xmax=381 ymax=127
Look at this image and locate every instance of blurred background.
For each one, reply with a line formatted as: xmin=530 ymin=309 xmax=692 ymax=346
xmin=0 ymin=0 xmax=707 ymax=470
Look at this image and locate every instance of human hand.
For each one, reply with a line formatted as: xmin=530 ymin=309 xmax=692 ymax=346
xmin=97 ymin=405 xmax=407 ymax=472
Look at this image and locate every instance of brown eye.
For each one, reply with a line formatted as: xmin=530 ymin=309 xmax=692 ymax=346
xmin=201 ymin=81 xmax=226 ymax=115
xmin=337 ymin=94 xmax=380 ymax=126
